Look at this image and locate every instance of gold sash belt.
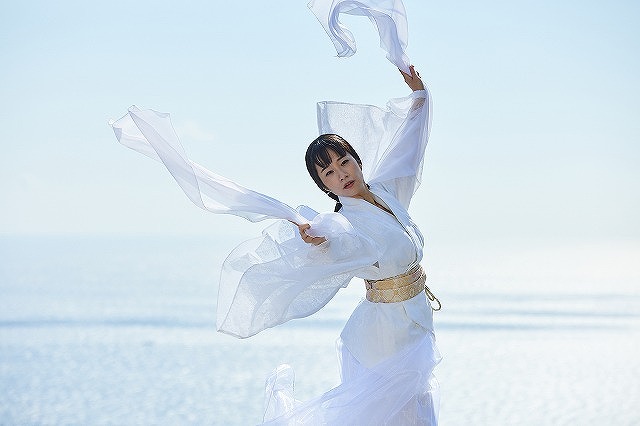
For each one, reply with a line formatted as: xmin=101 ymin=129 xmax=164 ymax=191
xmin=365 ymin=264 xmax=441 ymax=310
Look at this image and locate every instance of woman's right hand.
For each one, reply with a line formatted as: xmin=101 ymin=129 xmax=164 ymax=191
xmin=297 ymin=223 xmax=327 ymax=246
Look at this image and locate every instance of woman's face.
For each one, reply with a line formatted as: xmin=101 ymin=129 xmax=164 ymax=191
xmin=316 ymin=149 xmax=367 ymax=199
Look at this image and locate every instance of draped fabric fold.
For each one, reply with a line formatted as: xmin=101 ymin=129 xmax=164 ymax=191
xmin=308 ymin=0 xmax=411 ymax=73
xmin=262 ymin=333 xmax=440 ymax=425
xmin=110 ymin=107 xmax=304 ymax=224
xmin=217 ymin=217 xmax=380 ymax=338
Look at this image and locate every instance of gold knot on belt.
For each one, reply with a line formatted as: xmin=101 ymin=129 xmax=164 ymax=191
xmin=365 ymin=264 xmax=441 ymax=310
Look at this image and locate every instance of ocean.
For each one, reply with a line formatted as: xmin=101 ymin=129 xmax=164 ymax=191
xmin=1 ymin=235 xmax=638 ymax=425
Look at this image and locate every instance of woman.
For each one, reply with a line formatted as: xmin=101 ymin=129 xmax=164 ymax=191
xmin=110 ymin=66 xmax=439 ymax=425
xmin=256 ymin=66 xmax=440 ymax=425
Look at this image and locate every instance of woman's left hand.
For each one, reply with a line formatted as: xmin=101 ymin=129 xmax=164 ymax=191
xmin=297 ymin=223 xmax=327 ymax=246
xmin=400 ymin=65 xmax=424 ymax=91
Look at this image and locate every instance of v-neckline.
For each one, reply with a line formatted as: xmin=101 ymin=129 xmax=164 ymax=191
xmin=372 ymin=196 xmax=395 ymax=217
xmin=369 ymin=190 xmax=400 ymax=222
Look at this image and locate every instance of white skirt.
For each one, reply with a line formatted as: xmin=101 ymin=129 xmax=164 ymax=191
xmin=262 ymin=292 xmax=441 ymax=425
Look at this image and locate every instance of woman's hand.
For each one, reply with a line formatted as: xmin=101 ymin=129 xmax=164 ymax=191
xmin=297 ymin=223 xmax=327 ymax=246
xmin=400 ymin=65 xmax=424 ymax=91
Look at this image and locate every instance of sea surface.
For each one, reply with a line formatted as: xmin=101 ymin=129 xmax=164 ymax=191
xmin=1 ymin=235 xmax=639 ymax=425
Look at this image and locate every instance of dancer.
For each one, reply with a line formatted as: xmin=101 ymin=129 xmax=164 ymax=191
xmin=260 ymin=65 xmax=439 ymax=425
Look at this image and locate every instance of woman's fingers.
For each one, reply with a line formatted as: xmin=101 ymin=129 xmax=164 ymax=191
xmin=298 ymin=223 xmax=310 ymax=239
xmin=297 ymin=223 xmax=327 ymax=245
xmin=399 ymin=65 xmax=424 ymax=91
xmin=298 ymin=223 xmax=311 ymax=241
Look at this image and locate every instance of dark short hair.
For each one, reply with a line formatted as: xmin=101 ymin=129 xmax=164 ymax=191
xmin=305 ymin=134 xmax=363 ymax=192
xmin=305 ymin=134 xmax=363 ymax=212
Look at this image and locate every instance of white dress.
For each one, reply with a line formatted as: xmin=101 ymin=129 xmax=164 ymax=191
xmin=260 ymin=184 xmax=441 ymax=425
xmin=259 ymin=91 xmax=440 ymax=423
xmin=110 ymin=87 xmax=438 ymax=425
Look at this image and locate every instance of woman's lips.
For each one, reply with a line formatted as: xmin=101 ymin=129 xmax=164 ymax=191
xmin=343 ymin=180 xmax=354 ymax=190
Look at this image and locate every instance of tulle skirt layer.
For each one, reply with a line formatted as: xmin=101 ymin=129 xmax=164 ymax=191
xmin=262 ymin=330 xmax=440 ymax=425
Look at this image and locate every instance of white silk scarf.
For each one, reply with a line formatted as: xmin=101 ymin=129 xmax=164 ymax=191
xmin=308 ymin=0 xmax=411 ymax=73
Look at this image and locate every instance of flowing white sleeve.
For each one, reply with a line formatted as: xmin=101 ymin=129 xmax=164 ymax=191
xmin=109 ymin=106 xmax=310 ymax=225
xmin=317 ymin=88 xmax=432 ymax=208
xmin=217 ymin=214 xmax=379 ymax=339
xmin=308 ymin=0 xmax=411 ymax=74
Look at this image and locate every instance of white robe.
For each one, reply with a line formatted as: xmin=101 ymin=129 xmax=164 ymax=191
xmin=110 ymin=88 xmax=438 ymax=425
xmin=260 ymin=91 xmax=440 ymax=425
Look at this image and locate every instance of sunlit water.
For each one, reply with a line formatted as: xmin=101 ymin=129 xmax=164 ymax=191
xmin=1 ymin=236 xmax=639 ymax=425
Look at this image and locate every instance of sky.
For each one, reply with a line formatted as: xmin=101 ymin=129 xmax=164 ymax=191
xmin=1 ymin=0 xmax=638 ymax=245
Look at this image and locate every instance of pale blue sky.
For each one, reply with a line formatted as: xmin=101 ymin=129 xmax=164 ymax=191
xmin=1 ymin=0 xmax=638 ymax=244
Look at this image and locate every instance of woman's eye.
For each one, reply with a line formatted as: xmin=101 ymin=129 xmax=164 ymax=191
xmin=341 ymin=159 xmax=349 ymax=166
xmin=325 ymin=170 xmax=333 ymax=177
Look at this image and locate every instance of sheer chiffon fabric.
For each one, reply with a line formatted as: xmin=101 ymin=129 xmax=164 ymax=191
xmin=263 ymin=302 xmax=441 ymax=425
xmin=309 ymin=0 xmax=412 ymax=74
xmin=110 ymin=107 xmax=307 ymax=225
xmin=217 ymin=218 xmax=379 ymax=339
xmin=317 ymin=89 xmax=431 ymax=208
